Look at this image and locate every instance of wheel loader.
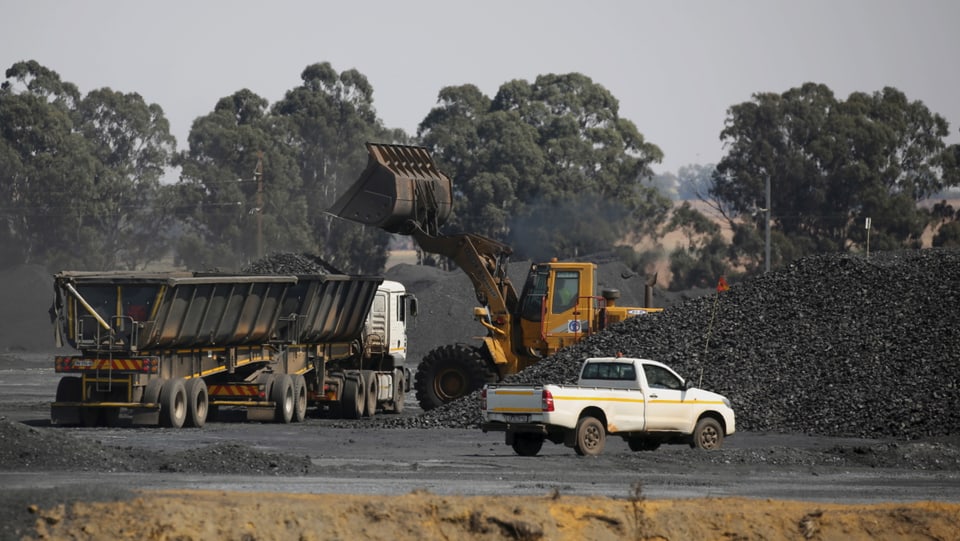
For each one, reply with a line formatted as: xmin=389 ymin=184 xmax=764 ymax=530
xmin=329 ymin=143 xmax=660 ymax=410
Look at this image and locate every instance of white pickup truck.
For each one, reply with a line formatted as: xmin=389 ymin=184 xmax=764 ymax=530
xmin=481 ymin=357 xmax=735 ymax=456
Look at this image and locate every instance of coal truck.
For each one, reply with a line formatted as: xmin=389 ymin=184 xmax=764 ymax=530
xmin=329 ymin=143 xmax=660 ymax=411
xmin=49 ymin=271 xmax=416 ymax=428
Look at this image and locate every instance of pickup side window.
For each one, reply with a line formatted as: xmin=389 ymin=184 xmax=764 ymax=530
xmin=581 ymin=362 xmax=636 ymax=381
xmin=643 ymin=365 xmax=683 ymax=390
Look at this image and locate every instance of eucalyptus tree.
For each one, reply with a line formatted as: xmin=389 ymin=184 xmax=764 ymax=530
xmin=419 ymin=73 xmax=670 ymax=263
xmin=713 ymin=83 xmax=959 ymax=270
xmin=176 ymin=89 xmax=308 ymax=270
xmin=271 ymin=62 xmax=401 ymax=274
xmin=75 ymin=87 xmax=176 ymax=269
xmin=1 ymin=61 xmax=176 ymax=271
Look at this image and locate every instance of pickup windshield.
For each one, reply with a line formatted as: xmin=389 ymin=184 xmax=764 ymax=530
xmin=580 ymin=362 xmax=636 ymax=381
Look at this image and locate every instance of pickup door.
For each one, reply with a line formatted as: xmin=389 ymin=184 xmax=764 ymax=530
xmin=640 ymin=362 xmax=693 ymax=431
xmin=579 ymin=359 xmax=690 ymax=433
xmin=575 ymin=360 xmax=647 ymax=432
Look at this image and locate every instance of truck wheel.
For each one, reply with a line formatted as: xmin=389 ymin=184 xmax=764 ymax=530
xmin=511 ymin=434 xmax=544 ymax=457
xmin=627 ymin=438 xmax=661 ymax=452
xmin=574 ymin=416 xmax=606 ymax=457
xmin=271 ymin=374 xmax=294 ymax=424
xmin=414 ymin=344 xmax=497 ymax=411
xmin=160 ymin=378 xmax=187 ymax=428
xmin=390 ymin=368 xmax=406 ymax=414
xmin=691 ymin=417 xmax=724 ymax=450
xmin=53 ymin=376 xmax=82 ymax=426
xmin=80 ymin=383 xmax=103 ymax=427
xmin=184 ymin=378 xmax=208 ymax=428
xmin=341 ymin=375 xmax=364 ymax=419
xmin=292 ymin=374 xmax=307 ymax=423
xmin=362 ymin=370 xmax=378 ymax=418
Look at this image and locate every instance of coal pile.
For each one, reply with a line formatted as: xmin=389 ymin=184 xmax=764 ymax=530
xmin=385 ymin=249 xmax=960 ymax=441
xmin=242 ymin=252 xmax=339 ymax=274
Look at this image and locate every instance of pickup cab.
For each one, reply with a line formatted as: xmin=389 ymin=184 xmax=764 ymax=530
xmin=480 ymin=357 xmax=735 ymax=456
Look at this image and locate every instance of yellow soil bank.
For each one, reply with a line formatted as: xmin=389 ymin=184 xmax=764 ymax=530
xmin=24 ymin=491 xmax=960 ymax=541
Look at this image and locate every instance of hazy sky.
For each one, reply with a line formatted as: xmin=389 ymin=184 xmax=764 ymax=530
xmin=2 ymin=0 xmax=958 ymax=174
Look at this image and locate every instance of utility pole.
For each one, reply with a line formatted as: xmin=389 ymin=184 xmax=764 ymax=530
xmin=765 ymin=175 xmax=771 ymax=273
xmin=254 ymin=151 xmax=264 ymax=259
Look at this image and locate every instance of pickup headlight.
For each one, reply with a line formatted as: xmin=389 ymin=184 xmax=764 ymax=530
xmin=722 ymin=397 xmax=732 ymax=409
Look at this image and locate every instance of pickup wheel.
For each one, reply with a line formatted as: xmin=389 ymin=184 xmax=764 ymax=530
xmin=691 ymin=417 xmax=724 ymax=450
xmin=574 ymin=416 xmax=606 ymax=456
xmin=414 ymin=344 xmax=497 ymax=411
xmin=511 ymin=434 xmax=544 ymax=457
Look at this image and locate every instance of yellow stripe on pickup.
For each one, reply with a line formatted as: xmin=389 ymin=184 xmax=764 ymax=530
xmin=649 ymin=399 xmax=726 ymax=405
xmin=552 ymin=395 xmax=646 ymax=404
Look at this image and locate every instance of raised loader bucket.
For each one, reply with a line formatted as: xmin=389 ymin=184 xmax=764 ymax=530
xmin=327 ymin=143 xmax=453 ymax=236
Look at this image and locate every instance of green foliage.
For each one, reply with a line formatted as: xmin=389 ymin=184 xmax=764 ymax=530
xmin=713 ymin=83 xmax=960 ymax=271
xmin=1 ymin=61 xmax=174 ymax=271
xmin=175 ymin=89 xmax=311 ymax=270
xmin=933 ymin=221 xmax=960 ymax=248
xmin=419 ymin=73 xmax=670 ymax=263
xmin=270 ymin=63 xmax=394 ymax=274
xmin=664 ymin=202 xmax=730 ymax=290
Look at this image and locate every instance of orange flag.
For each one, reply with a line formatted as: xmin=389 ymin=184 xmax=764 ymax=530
xmin=716 ymin=276 xmax=730 ymax=292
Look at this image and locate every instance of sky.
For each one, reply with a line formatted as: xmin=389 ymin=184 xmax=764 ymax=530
xmin=2 ymin=0 xmax=958 ymax=175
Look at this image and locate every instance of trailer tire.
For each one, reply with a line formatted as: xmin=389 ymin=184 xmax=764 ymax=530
xmin=80 ymin=382 xmax=103 ymax=427
xmin=292 ymin=374 xmax=307 ymax=423
xmin=362 ymin=370 xmax=377 ymax=418
xmin=184 ymin=378 xmax=208 ymax=428
xmin=54 ymin=376 xmax=82 ymax=426
xmin=574 ymin=416 xmax=606 ymax=457
xmin=415 ymin=344 xmax=497 ymax=411
xmin=160 ymin=378 xmax=187 ymax=429
xmin=271 ymin=374 xmax=294 ymax=424
xmin=341 ymin=375 xmax=364 ymax=419
xmin=511 ymin=434 xmax=545 ymax=457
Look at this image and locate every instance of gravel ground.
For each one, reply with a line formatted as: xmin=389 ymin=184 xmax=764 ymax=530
xmin=1 ymin=249 xmax=959 ymax=540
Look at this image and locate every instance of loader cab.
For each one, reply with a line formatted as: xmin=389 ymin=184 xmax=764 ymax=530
xmin=516 ymin=261 xmax=598 ymax=356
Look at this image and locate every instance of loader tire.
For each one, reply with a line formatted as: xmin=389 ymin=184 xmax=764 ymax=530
xmin=414 ymin=344 xmax=497 ymax=411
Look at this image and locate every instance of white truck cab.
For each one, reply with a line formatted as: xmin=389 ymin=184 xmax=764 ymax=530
xmin=481 ymin=357 xmax=735 ymax=456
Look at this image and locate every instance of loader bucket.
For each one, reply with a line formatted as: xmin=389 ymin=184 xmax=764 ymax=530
xmin=328 ymin=143 xmax=453 ymax=236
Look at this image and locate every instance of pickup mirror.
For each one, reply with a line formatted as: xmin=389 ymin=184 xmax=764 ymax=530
xmin=683 ymin=379 xmax=696 ymax=390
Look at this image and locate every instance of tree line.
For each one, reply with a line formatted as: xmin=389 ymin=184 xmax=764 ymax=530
xmin=2 ymin=60 xmax=958 ymax=288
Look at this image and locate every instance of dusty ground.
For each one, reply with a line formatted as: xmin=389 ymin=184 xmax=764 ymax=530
xmin=4 ymin=256 xmax=960 ymax=540
xmin=23 ymin=491 xmax=960 ymax=541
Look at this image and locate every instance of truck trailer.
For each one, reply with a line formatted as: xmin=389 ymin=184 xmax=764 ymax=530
xmin=49 ymin=270 xmax=416 ymax=428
